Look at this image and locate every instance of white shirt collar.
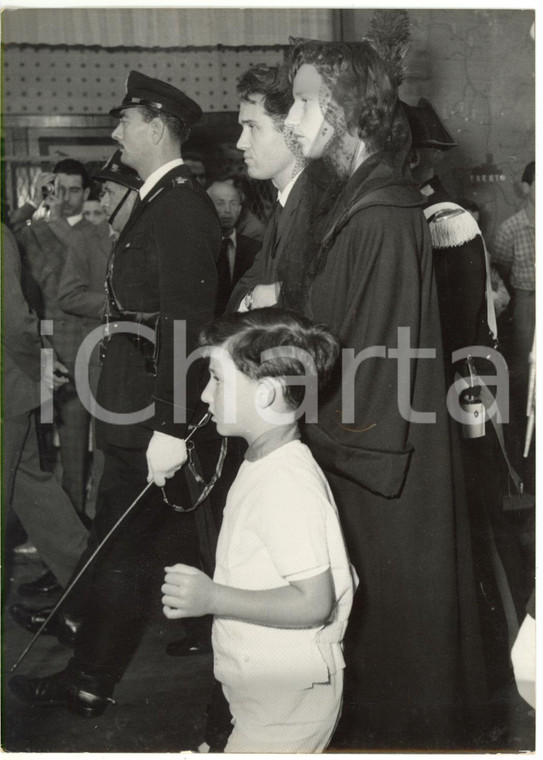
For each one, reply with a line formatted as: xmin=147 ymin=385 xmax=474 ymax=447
xmin=277 ymin=170 xmax=303 ymax=208
xmin=139 ymin=158 xmax=184 ymax=200
xmin=66 ymin=213 xmax=83 ymax=226
xmin=223 ymin=229 xmax=237 ymax=277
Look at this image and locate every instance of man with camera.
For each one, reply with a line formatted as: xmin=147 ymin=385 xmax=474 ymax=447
xmin=13 ymin=160 xmax=108 ymax=550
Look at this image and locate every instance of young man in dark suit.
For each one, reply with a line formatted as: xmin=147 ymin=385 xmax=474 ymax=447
xmin=227 ymin=63 xmax=321 ymax=313
xmin=9 ymin=71 xmax=233 ymax=716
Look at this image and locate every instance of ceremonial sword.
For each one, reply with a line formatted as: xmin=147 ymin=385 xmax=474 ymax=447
xmin=10 ymin=411 xmax=212 ymax=673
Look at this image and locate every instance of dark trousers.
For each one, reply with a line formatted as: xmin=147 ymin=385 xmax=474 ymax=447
xmin=55 ymin=377 xmax=91 ymax=514
xmin=65 ymin=436 xmax=240 ymax=684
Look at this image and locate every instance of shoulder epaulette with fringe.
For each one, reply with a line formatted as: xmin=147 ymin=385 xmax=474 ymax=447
xmin=424 ymin=201 xmax=481 ymax=249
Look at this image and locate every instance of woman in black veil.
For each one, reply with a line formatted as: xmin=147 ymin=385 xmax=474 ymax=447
xmin=274 ymin=38 xmax=488 ymax=751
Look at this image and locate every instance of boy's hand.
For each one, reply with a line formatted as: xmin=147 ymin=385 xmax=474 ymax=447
xmin=162 ymin=564 xmax=215 ymax=619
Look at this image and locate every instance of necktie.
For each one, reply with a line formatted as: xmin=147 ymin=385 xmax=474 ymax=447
xmin=216 ymin=236 xmax=232 ymax=314
xmin=270 ymin=201 xmax=283 ymax=259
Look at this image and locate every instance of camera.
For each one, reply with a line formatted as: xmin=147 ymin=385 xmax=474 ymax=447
xmin=41 ymin=182 xmax=55 ymax=199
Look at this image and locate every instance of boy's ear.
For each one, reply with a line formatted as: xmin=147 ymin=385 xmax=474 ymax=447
xmin=256 ymin=378 xmax=279 ymax=409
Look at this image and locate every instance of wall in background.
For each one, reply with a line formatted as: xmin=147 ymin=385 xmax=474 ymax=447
xmin=2 ymin=45 xmax=286 ymax=116
xmin=1 ymin=8 xmax=336 ymax=47
xmin=344 ymin=8 xmax=535 ymax=238
xmin=2 ymin=8 xmax=535 ymax=235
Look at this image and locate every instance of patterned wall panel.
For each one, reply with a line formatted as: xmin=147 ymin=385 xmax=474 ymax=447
xmin=2 ymin=44 xmax=287 ymax=115
xmin=342 ymin=8 xmax=535 ymax=235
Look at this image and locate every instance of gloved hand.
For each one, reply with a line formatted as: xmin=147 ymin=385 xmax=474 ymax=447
xmin=146 ymin=431 xmax=188 ymax=486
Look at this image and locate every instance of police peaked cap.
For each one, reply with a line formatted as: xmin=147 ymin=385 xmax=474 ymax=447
xmin=93 ymin=149 xmax=143 ymax=191
xmin=109 ymin=70 xmax=202 ymax=126
xmin=403 ymin=98 xmax=457 ymax=151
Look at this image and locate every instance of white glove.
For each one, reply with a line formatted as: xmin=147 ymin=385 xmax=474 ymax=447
xmin=146 ymin=431 xmax=188 ymax=486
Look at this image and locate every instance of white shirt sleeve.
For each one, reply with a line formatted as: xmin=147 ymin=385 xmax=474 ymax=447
xmin=256 ymin=466 xmax=331 ymax=582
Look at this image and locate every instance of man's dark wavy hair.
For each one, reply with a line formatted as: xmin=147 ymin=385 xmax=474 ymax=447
xmin=200 ymin=308 xmax=340 ymax=409
xmin=53 ymin=158 xmax=90 ymax=189
xmin=237 ymin=63 xmax=293 ymax=127
xmin=289 ymin=39 xmax=408 ymax=154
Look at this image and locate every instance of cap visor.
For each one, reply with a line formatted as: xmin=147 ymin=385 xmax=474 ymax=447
xmin=109 ymin=103 xmax=140 ymax=119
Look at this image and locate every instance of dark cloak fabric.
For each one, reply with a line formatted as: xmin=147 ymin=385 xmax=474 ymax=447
xmin=423 ymin=175 xmax=526 ymax=692
xmin=294 ymin=154 xmax=487 ymax=750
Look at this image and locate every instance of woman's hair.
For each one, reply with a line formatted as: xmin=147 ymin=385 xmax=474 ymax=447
xmin=289 ymin=39 xmax=408 ymax=154
xmin=199 ymin=308 xmax=340 ymax=409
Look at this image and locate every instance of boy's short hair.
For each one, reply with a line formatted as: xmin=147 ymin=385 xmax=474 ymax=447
xmin=200 ymin=308 xmax=340 ymax=409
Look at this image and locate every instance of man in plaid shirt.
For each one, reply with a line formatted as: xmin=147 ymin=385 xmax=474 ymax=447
xmin=492 ymin=162 xmax=535 ymax=293
xmin=491 ymin=160 xmax=535 ymax=468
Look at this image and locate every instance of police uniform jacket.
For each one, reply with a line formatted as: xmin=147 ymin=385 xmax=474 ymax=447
xmin=96 ymin=163 xmax=221 ymax=450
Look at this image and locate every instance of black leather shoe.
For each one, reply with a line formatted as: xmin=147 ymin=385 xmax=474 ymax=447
xmin=18 ymin=570 xmax=62 ymax=597
xmin=9 ymin=669 xmax=115 ymax=717
xmin=166 ymin=636 xmax=212 ymax=656
xmin=9 ymin=604 xmax=80 ymax=648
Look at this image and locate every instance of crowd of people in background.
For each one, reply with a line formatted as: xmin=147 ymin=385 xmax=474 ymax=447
xmin=2 ymin=25 xmax=535 ymax=754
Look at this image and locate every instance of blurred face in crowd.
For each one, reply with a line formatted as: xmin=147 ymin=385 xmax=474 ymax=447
xmin=111 ymin=107 xmax=151 ymax=173
xmin=207 ymin=181 xmax=243 ymax=236
xmin=524 ymin=179 xmax=535 ymax=208
xmin=83 ymin=199 xmax=109 ymax=227
xmin=54 ymin=173 xmax=90 ymax=218
xmin=101 ymin=180 xmax=138 ymax=234
xmin=237 ymin=93 xmax=297 ymax=191
xmin=185 ymin=159 xmax=207 ymax=187
xmin=286 ymin=64 xmax=335 ymax=160
xmin=408 ymin=147 xmax=441 ymax=187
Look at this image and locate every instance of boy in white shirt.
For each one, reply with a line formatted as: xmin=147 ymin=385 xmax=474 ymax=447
xmin=161 ymin=308 xmax=356 ymax=753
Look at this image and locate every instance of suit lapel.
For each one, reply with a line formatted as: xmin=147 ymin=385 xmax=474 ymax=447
xmin=232 ymin=238 xmax=249 ymax=282
xmin=270 ymin=172 xmax=304 ymax=257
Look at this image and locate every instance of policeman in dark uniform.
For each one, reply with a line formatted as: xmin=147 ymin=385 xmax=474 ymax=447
xmin=10 ymin=72 xmax=234 ymax=715
xmin=404 ymin=97 xmax=527 ymax=704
